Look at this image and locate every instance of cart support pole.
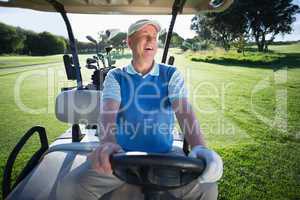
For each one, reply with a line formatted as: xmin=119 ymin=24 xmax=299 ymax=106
xmin=46 ymin=0 xmax=83 ymax=88
xmin=161 ymin=0 xmax=186 ymax=64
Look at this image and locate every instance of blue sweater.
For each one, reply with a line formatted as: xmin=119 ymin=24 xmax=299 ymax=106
xmin=111 ymin=64 xmax=176 ymax=153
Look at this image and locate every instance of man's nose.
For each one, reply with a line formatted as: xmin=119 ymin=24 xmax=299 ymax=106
xmin=146 ymin=36 xmax=157 ymax=42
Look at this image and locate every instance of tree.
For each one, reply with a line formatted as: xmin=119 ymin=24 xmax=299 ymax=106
xmin=158 ymin=29 xmax=167 ymax=46
xmin=159 ymin=30 xmax=184 ymax=48
xmin=37 ymin=32 xmax=66 ymax=55
xmin=171 ymin=32 xmax=184 ymax=47
xmin=245 ymin=0 xmax=299 ymax=51
xmin=190 ymin=15 xmax=213 ymax=46
xmin=0 ymin=22 xmax=25 ymax=54
xmin=109 ymin=32 xmax=127 ymax=54
xmin=22 ymin=30 xmax=40 ymax=55
xmin=191 ymin=1 xmax=249 ymax=51
xmin=77 ymin=41 xmax=97 ymax=54
xmin=109 ymin=32 xmax=127 ymax=47
xmin=0 ymin=22 xmax=67 ymax=55
xmin=181 ymin=36 xmax=213 ymax=51
xmin=191 ymin=0 xmax=300 ymax=52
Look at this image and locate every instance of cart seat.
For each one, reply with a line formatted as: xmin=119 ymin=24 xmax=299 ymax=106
xmin=55 ymin=89 xmax=102 ymax=125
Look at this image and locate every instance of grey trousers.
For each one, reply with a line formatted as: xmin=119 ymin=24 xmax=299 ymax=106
xmin=56 ymin=149 xmax=218 ymax=200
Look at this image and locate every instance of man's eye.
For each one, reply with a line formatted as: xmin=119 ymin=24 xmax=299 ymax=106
xmin=139 ymin=34 xmax=157 ymax=41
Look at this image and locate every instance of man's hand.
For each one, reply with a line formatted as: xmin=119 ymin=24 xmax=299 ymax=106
xmin=88 ymin=142 xmax=123 ymax=174
xmin=188 ymin=145 xmax=223 ymax=183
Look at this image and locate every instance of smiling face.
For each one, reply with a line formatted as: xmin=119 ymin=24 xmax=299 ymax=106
xmin=127 ymin=24 xmax=158 ymax=63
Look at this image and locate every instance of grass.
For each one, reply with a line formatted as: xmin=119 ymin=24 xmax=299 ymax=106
xmin=172 ymin=45 xmax=300 ymax=199
xmin=0 ymin=55 xmax=62 ymax=69
xmin=269 ymin=42 xmax=300 ymax=53
xmin=0 ymin=44 xmax=300 ymax=199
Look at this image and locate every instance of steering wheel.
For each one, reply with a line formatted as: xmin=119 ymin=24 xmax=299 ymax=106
xmin=110 ymin=152 xmax=206 ymax=194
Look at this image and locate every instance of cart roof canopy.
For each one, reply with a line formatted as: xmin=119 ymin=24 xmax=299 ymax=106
xmin=0 ymin=0 xmax=233 ymax=14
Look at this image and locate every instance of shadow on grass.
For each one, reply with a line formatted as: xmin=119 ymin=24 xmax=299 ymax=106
xmin=191 ymin=52 xmax=300 ymax=70
xmin=274 ymin=53 xmax=300 ymax=70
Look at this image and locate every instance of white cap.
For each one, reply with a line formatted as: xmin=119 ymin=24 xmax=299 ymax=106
xmin=127 ymin=19 xmax=161 ymax=37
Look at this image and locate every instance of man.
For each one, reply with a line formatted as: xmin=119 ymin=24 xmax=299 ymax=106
xmin=58 ymin=19 xmax=223 ymax=200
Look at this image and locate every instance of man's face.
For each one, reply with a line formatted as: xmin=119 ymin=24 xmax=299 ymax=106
xmin=128 ymin=24 xmax=158 ymax=62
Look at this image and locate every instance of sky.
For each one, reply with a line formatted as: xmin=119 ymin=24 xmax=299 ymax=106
xmin=0 ymin=7 xmax=197 ymax=42
xmin=0 ymin=2 xmax=299 ymax=42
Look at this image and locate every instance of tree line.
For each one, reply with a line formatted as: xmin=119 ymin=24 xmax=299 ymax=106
xmin=191 ymin=0 xmax=300 ymax=52
xmin=0 ymin=22 xmax=67 ymax=55
xmin=0 ymin=21 xmax=187 ymax=56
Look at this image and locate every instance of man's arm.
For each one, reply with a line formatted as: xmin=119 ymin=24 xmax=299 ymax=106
xmin=89 ymin=70 xmax=122 ymax=174
xmin=98 ymin=69 xmax=121 ymax=143
xmin=172 ymin=98 xmax=206 ymax=148
xmin=169 ymin=70 xmax=223 ymax=184
xmin=89 ymin=99 xmax=122 ymax=174
xmin=168 ymin=69 xmax=206 ymax=147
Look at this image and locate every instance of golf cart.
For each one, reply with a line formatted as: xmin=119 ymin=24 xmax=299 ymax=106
xmin=0 ymin=0 xmax=233 ymax=199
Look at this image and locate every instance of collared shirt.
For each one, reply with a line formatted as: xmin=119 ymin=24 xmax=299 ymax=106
xmin=102 ymin=62 xmax=188 ymax=103
xmin=126 ymin=62 xmax=160 ymax=78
